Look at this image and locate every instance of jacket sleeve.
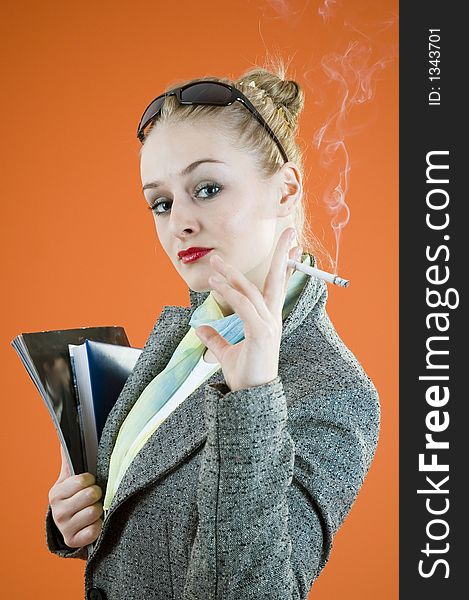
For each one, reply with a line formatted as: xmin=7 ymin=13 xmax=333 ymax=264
xmin=182 ymin=374 xmax=380 ymax=600
xmin=44 ymin=503 xmax=88 ymax=560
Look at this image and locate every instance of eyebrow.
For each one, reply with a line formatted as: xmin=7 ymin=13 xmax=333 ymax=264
xmin=142 ymin=159 xmax=226 ymax=191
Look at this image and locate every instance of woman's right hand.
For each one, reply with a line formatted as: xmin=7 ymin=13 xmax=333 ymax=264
xmin=48 ymin=444 xmax=104 ymax=548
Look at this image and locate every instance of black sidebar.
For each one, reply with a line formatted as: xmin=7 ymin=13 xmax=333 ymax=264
xmin=400 ymin=3 xmax=466 ymax=598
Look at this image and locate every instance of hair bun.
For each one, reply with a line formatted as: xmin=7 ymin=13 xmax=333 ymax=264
xmin=237 ymin=63 xmax=304 ymax=131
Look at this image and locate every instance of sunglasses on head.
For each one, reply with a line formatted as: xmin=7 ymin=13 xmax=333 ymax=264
xmin=136 ymin=80 xmax=289 ymax=163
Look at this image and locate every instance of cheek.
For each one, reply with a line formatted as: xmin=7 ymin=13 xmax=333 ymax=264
xmin=214 ymin=191 xmax=264 ymax=237
xmin=218 ymin=208 xmax=244 ymax=237
xmin=213 ymin=205 xmax=273 ymax=258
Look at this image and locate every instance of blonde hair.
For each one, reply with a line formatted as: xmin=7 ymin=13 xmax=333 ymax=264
xmin=141 ymin=56 xmax=331 ymax=266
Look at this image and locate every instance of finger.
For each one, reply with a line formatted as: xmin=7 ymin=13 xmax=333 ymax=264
xmin=284 ymin=245 xmax=303 ymax=296
xmin=210 ymin=254 xmax=270 ymax=321
xmin=58 ymin=444 xmax=72 ymax=482
xmin=208 ymin=275 xmax=264 ymax=337
xmin=63 ymin=502 xmax=103 ymax=542
xmin=66 ymin=516 xmax=103 ymax=548
xmin=195 ymin=324 xmax=231 ymax=361
xmin=72 ymin=485 xmax=103 ymax=513
xmin=56 ymin=446 xmax=95 ymax=495
xmin=72 ymin=503 xmax=103 ymax=530
xmin=263 ymin=227 xmax=297 ymax=315
xmin=57 ymin=489 xmax=102 ymax=540
xmin=56 ymin=470 xmax=96 ymax=501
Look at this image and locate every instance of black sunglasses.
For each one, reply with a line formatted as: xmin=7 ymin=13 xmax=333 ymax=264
xmin=136 ymin=80 xmax=289 ymax=163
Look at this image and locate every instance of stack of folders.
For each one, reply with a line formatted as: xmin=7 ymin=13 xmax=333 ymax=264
xmin=11 ymin=326 xmax=142 ymax=477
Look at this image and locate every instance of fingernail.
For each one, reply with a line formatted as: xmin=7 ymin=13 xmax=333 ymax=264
xmin=295 ymin=247 xmax=303 ymax=260
xmin=289 ymin=229 xmax=297 ymax=243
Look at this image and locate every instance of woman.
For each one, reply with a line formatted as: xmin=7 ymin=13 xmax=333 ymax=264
xmin=45 ymin=64 xmax=381 ymax=600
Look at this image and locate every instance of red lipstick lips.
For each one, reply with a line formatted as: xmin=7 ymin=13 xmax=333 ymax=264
xmin=178 ymin=247 xmax=213 ymax=263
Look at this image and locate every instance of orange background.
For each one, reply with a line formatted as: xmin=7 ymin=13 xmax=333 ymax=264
xmin=0 ymin=0 xmax=398 ymax=597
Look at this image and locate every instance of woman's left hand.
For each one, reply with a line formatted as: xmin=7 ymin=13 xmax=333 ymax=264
xmin=194 ymin=227 xmax=303 ymax=392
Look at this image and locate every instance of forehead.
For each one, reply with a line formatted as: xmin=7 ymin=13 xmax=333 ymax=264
xmin=140 ymin=119 xmax=246 ymax=179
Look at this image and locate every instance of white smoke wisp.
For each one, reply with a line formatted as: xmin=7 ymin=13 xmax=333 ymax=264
xmin=312 ymin=40 xmax=392 ymax=274
xmin=253 ymin=1 xmax=397 ymax=275
xmin=261 ymin=0 xmax=312 ymax=26
xmin=318 ymin=0 xmax=341 ymax=23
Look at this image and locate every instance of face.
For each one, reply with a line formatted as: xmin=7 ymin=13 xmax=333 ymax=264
xmin=140 ymin=118 xmax=301 ymax=315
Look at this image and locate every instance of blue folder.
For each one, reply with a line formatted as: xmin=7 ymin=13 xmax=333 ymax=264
xmin=84 ymin=340 xmax=142 ymax=443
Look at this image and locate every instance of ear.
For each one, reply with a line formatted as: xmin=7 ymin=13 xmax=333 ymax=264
xmin=276 ymin=161 xmax=302 ymax=218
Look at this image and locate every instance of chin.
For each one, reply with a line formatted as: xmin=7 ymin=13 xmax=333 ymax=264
xmin=176 ymin=260 xmax=213 ymax=294
xmin=183 ymin=276 xmax=211 ymax=294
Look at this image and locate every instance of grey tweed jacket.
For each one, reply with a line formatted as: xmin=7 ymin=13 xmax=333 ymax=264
xmin=45 ymin=253 xmax=381 ymax=600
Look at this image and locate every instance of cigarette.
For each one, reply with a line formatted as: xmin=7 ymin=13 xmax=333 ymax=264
xmin=287 ymin=259 xmax=350 ymax=288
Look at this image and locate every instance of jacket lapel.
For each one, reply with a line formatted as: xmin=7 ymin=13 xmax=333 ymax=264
xmin=94 ymin=253 xmax=326 ymax=524
xmin=94 ymin=291 xmax=218 ymax=516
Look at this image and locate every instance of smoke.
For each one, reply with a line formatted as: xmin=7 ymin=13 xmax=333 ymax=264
xmin=256 ymin=0 xmax=397 ymax=275
xmin=318 ymin=0 xmax=340 ymax=23
xmin=312 ymin=40 xmax=393 ymax=273
xmin=257 ymin=0 xmax=313 ymax=27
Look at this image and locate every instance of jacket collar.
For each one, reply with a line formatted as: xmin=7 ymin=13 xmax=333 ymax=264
xmin=188 ymin=286 xmax=210 ymax=309
xmin=91 ymin=252 xmax=326 ymax=558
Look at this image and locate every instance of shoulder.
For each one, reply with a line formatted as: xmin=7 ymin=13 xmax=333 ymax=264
xmin=282 ymin=304 xmax=378 ymax=395
xmin=280 ymin=306 xmax=381 ymax=446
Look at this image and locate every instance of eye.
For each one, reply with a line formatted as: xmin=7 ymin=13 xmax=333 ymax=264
xmin=147 ymin=181 xmax=223 ymax=215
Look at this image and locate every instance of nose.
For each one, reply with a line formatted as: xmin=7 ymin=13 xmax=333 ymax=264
xmin=167 ymin=194 xmax=201 ymax=239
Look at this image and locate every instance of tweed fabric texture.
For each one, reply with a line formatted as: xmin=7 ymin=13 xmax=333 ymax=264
xmin=44 ymin=254 xmax=381 ymax=599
